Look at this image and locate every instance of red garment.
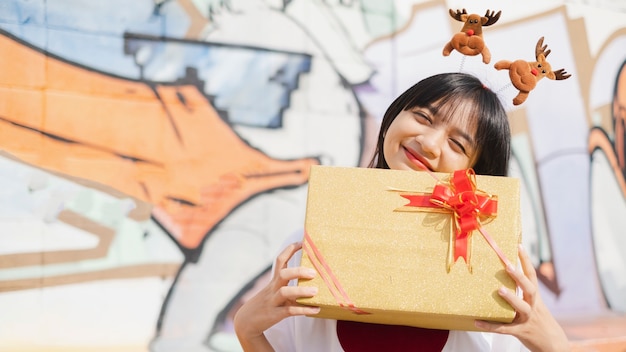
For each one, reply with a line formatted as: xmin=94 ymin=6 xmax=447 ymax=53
xmin=337 ymin=321 xmax=449 ymax=352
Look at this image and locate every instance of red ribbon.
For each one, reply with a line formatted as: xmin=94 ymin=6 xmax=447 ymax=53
xmin=303 ymin=231 xmax=370 ymax=315
xmin=399 ymin=169 xmax=504 ymax=270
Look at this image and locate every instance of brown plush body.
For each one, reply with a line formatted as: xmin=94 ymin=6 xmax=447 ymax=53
xmin=494 ymin=60 xmax=539 ymax=105
xmin=442 ymin=9 xmax=501 ymax=64
xmin=444 ymin=32 xmax=486 ymax=57
xmin=494 ymin=37 xmax=571 ymax=105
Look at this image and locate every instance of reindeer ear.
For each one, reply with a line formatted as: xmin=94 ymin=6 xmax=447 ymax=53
xmin=461 ymin=14 xmax=468 ymax=22
xmin=547 ymin=71 xmax=556 ymax=80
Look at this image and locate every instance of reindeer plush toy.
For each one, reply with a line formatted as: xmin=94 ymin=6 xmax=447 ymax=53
xmin=442 ymin=9 xmax=501 ymax=64
xmin=495 ymin=37 xmax=571 ymax=105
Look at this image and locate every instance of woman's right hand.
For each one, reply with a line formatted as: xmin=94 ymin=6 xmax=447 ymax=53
xmin=474 ymin=245 xmax=570 ymax=351
xmin=234 ymin=241 xmax=321 ymax=351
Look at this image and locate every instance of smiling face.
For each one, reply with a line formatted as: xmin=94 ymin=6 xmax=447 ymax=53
xmin=382 ymin=101 xmax=478 ymax=173
xmin=369 ymin=73 xmax=510 ymax=176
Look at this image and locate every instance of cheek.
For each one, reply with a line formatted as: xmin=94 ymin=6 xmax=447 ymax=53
xmin=382 ymin=125 xmax=401 ymax=155
xmin=382 ymin=138 xmax=394 ymax=162
xmin=444 ymin=152 xmax=473 ymax=172
xmin=466 ymin=151 xmax=480 ymax=169
xmin=462 ymin=157 xmax=474 ymax=170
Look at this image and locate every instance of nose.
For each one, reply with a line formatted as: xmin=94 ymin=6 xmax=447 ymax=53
xmin=417 ymin=129 xmax=444 ymax=158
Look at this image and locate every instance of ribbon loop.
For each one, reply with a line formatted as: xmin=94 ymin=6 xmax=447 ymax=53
xmin=395 ymin=169 xmax=503 ymax=271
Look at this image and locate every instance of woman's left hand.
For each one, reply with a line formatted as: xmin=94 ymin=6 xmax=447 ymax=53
xmin=474 ymin=244 xmax=570 ymax=352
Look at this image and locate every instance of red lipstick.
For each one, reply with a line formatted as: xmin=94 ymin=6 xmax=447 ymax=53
xmin=403 ymin=147 xmax=432 ymax=172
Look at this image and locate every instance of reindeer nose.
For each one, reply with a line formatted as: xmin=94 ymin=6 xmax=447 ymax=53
xmin=531 ymin=68 xmax=538 ymax=76
xmin=466 ymin=29 xmax=474 ymax=36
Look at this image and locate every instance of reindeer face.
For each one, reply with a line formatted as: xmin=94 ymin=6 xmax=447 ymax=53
xmin=461 ymin=14 xmax=484 ymax=36
xmin=449 ymin=9 xmax=501 ymax=37
xmin=533 ymin=37 xmax=571 ymax=81
xmin=529 ymin=59 xmax=555 ymax=81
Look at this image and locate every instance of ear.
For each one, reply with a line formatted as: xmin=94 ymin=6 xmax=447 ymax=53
xmin=537 ymin=54 xmax=546 ymax=62
xmin=481 ymin=17 xmax=488 ymax=25
xmin=461 ymin=14 xmax=468 ymax=22
xmin=547 ymin=71 xmax=556 ymax=80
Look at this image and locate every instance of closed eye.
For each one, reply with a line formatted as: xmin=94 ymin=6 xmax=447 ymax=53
xmin=449 ymin=138 xmax=467 ymax=155
xmin=413 ymin=110 xmax=432 ymax=124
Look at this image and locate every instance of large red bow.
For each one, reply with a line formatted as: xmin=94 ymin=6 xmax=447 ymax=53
xmin=398 ymin=169 xmax=498 ymax=271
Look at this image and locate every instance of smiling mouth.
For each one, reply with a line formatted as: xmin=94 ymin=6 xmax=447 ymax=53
xmin=403 ymin=147 xmax=432 ymax=172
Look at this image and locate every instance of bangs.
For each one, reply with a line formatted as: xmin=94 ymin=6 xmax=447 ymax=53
xmin=430 ymin=95 xmax=481 ymax=133
xmin=400 ymin=77 xmax=485 ymax=127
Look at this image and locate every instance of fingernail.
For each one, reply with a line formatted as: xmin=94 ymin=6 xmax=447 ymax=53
xmin=474 ymin=320 xmax=485 ymax=329
xmin=506 ymin=263 xmax=515 ymax=273
xmin=498 ymin=286 xmax=508 ymax=296
xmin=518 ymin=244 xmax=525 ymax=252
xmin=306 ymin=286 xmax=319 ymax=295
xmin=303 ymin=268 xmax=317 ymax=278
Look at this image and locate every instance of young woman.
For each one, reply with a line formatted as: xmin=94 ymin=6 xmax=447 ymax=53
xmin=233 ymin=73 xmax=570 ymax=351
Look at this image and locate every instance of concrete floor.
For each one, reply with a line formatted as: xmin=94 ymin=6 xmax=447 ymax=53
xmin=561 ymin=312 xmax=626 ymax=352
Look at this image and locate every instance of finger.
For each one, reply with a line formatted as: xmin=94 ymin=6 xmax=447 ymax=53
xmin=505 ymin=262 xmax=533 ymax=300
xmin=264 ymin=301 xmax=321 ymax=325
xmin=507 ymin=247 xmax=536 ymax=303
xmin=281 ymin=304 xmax=321 ymax=317
xmin=497 ymin=286 xmax=531 ymax=320
xmin=273 ymin=242 xmax=303 ymax=278
xmin=275 ymin=285 xmax=318 ymax=303
xmin=518 ymin=244 xmax=538 ymax=285
xmin=279 ymin=266 xmax=317 ymax=282
xmin=474 ymin=319 xmax=514 ymax=335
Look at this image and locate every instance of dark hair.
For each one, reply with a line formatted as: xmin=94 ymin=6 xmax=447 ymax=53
xmin=613 ymin=59 xmax=626 ymax=125
xmin=613 ymin=60 xmax=626 ymax=176
xmin=614 ymin=59 xmax=626 ymax=101
xmin=367 ymin=72 xmax=510 ymax=176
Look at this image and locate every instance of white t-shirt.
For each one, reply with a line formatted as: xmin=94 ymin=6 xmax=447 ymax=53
xmin=264 ymin=231 xmax=528 ymax=352
xmin=265 ymin=315 xmax=526 ymax=352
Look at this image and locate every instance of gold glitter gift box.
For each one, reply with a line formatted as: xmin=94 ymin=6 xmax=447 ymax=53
xmin=297 ymin=165 xmax=521 ymax=331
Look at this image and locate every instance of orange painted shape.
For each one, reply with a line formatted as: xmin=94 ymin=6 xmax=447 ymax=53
xmin=0 ymin=35 xmax=46 ymax=89
xmin=0 ymin=87 xmax=45 ymax=129
xmin=46 ymin=53 xmax=155 ymax=99
xmin=0 ymin=32 xmax=320 ymax=251
xmin=44 ymin=91 xmax=168 ymax=159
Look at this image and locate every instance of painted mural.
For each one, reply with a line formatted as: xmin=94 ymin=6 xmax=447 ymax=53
xmin=0 ymin=0 xmax=624 ymax=351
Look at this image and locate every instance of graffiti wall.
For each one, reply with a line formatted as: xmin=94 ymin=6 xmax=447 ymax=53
xmin=0 ymin=0 xmax=624 ymax=351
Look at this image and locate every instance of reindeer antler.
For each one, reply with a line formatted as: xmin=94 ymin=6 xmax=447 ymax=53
xmin=449 ymin=8 xmax=467 ymax=22
xmin=535 ymin=36 xmax=552 ymax=60
xmin=483 ymin=10 xmax=501 ymax=26
xmin=553 ymin=68 xmax=571 ymax=81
